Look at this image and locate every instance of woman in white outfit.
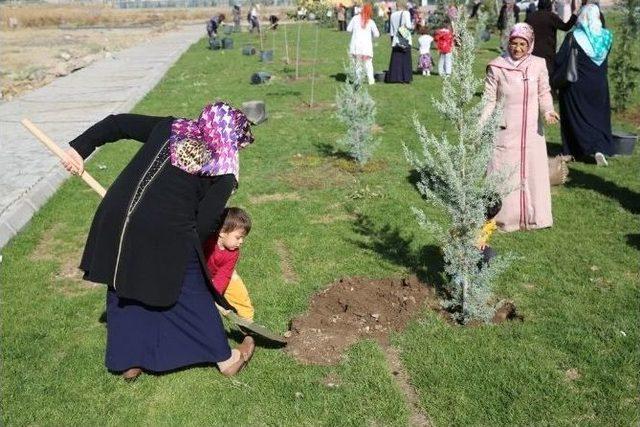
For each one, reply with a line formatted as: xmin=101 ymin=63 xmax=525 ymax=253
xmin=347 ymin=3 xmax=380 ymax=85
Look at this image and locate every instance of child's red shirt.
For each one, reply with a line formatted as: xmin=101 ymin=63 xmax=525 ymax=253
xmin=203 ymin=237 xmax=240 ymax=295
xmin=434 ymin=28 xmax=454 ymax=54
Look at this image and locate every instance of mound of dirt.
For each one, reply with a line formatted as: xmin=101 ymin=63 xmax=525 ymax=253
xmin=285 ymin=275 xmax=434 ymax=365
xmin=285 ymin=275 xmax=523 ymax=365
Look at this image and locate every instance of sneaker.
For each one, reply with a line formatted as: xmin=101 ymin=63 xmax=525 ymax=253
xmin=422 ymin=71 xmax=426 ymax=76
xmin=594 ymin=152 xmax=608 ymax=166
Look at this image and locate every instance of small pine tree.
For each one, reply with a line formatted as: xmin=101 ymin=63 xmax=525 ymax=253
xmin=611 ymin=0 xmax=640 ymax=111
xmin=431 ymin=0 xmax=451 ymax=29
xmin=335 ymin=61 xmax=380 ymax=165
xmin=474 ymin=10 xmax=489 ymax=45
xmin=404 ymin=9 xmax=512 ymax=324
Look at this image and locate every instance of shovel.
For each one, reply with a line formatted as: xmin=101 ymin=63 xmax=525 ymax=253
xmin=22 ymin=118 xmax=287 ymax=345
xmin=215 ymin=303 xmax=287 ymax=344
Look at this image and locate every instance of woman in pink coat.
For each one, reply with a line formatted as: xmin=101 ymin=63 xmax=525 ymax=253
xmin=482 ymin=23 xmax=560 ymax=232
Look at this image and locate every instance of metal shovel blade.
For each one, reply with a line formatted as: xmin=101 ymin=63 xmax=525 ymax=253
xmin=222 ymin=308 xmax=287 ymax=344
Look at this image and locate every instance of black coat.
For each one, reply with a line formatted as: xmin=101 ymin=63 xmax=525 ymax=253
xmin=525 ymin=10 xmax=577 ymax=75
xmin=497 ymin=5 xmax=519 ymax=30
xmin=556 ymin=40 xmax=613 ymax=158
xmin=70 ymin=114 xmax=235 ymax=307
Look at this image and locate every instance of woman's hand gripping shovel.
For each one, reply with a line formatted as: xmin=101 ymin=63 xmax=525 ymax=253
xmin=21 ymin=118 xmax=287 ymax=345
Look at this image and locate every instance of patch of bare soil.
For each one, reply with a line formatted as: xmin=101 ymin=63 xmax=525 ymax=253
xmin=281 ymin=154 xmax=356 ymax=190
xmin=617 ymin=105 xmax=640 ymax=128
xmin=310 ymin=212 xmax=357 ymax=224
xmin=274 ymin=239 xmax=298 ymax=283
xmin=333 ymin=158 xmax=389 ymax=173
xmin=294 ymin=100 xmax=334 ymax=112
xmin=564 ymin=368 xmax=582 ymax=381
xmin=0 ymin=23 xmax=178 ymax=99
xmin=285 ymin=275 xmax=433 ymax=365
xmin=29 ymin=226 xmax=100 ymax=295
xmin=52 ymin=247 xmax=101 ymax=297
xmin=383 ymin=345 xmax=432 ymax=427
xmin=285 ymin=275 xmax=523 ymax=365
xmin=248 ymin=192 xmax=301 ymax=205
xmin=29 ymin=223 xmax=62 ymax=261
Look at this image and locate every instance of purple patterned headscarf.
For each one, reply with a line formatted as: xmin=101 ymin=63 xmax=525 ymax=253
xmin=169 ymin=101 xmax=254 ymax=181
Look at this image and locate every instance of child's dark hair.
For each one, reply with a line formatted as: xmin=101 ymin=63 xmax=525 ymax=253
xmin=418 ymin=25 xmax=429 ymax=35
xmin=220 ymin=207 xmax=252 ymax=234
xmin=485 ymin=195 xmax=502 ymax=220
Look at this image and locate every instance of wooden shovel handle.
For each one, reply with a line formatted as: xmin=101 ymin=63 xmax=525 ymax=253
xmin=21 ymin=118 xmax=107 ymax=198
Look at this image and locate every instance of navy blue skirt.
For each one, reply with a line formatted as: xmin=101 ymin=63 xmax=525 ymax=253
xmin=385 ymin=46 xmax=413 ymax=84
xmin=105 ymin=249 xmax=231 ymax=373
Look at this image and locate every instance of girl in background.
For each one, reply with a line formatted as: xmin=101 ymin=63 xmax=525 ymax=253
xmin=417 ymin=26 xmax=433 ymax=76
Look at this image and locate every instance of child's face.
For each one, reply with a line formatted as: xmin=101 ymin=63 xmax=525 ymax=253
xmin=218 ymin=228 xmax=247 ymax=251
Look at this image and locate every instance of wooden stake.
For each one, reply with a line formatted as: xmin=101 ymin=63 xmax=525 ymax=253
xmin=21 ymin=118 xmax=106 ymax=197
xmin=283 ymin=23 xmax=290 ymax=64
xmin=310 ymin=23 xmax=320 ymax=108
xmin=295 ymin=23 xmax=302 ymax=79
xmin=259 ymin=23 xmax=264 ymax=51
xmin=272 ymin=28 xmax=276 ymax=55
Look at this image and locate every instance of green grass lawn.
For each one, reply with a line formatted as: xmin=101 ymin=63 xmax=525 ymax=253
xmin=1 ymin=21 xmax=639 ymax=426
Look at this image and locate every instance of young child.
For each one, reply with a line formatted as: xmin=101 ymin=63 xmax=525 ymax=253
xmin=434 ymin=23 xmax=454 ymax=77
xmin=416 ymin=26 xmax=434 ymax=75
xmin=204 ymin=207 xmax=255 ymax=321
xmin=477 ymin=197 xmax=502 ymax=264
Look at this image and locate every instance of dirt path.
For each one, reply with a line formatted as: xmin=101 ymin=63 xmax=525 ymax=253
xmin=0 ymin=23 xmax=185 ymax=100
xmin=382 ymin=345 xmax=432 ymax=427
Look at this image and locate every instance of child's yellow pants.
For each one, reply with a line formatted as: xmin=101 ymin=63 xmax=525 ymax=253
xmin=223 ymin=271 xmax=254 ymax=321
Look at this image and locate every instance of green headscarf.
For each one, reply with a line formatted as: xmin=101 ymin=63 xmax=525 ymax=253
xmin=573 ymin=4 xmax=612 ymax=66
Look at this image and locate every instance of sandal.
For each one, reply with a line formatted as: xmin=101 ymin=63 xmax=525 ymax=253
xmin=122 ymin=367 xmax=142 ymax=382
xmin=237 ymin=335 xmax=255 ymax=363
xmin=220 ymin=336 xmax=255 ymax=377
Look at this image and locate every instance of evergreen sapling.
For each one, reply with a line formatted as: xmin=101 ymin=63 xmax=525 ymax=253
xmin=404 ymin=9 xmax=513 ymax=324
xmin=611 ymin=0 xmax=640 ymax=111
xmin=335 ymin=61 xmax=380 ymax=165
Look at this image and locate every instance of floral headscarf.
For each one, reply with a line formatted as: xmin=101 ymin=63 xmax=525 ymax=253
xmin=509 ymin=23 xmax=535 ymax=54
xmin=169 ymin=102 xmax=254 ymax=182
xmin=573 ymin=4 xmax=612 ymax=66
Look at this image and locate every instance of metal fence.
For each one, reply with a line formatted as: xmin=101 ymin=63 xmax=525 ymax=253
xmin=0 ymin=0 xmax=296 ymax=6
xmin=112 ymin=0 xmax=296 ymax=7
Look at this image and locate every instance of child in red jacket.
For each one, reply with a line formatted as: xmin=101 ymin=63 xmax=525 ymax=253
xmin=203 ymin=207 xmax=255 ymax=321
xmin=434 ymin=24 xmax=454 ymax=76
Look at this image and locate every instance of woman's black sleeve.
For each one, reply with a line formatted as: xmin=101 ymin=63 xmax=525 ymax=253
xmin=69 ymin=114 xmax=166 ymax=159
xmin=196 ymin=174 xmax=237 ymax=243
xmin=554 ymin=13 xmax=577 ymax=31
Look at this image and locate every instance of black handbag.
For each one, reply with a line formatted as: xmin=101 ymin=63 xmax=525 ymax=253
xmin=395 ymin=12 xmax=411 ymax=52
xmin=552 ymin=33 xmax=578 ymax=89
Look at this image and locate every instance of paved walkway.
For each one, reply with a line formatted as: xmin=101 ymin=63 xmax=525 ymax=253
xmin=0 ymin=24 xmax=204 ymax=249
